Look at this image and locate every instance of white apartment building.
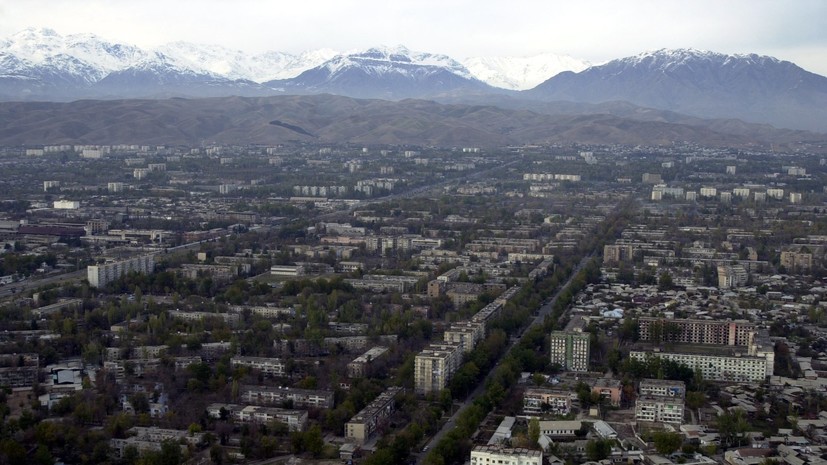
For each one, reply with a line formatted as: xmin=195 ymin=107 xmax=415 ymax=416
xmin=87 ymin=254 xmax=155 ymax=288
xmin=639 ymin=379 xmax=686 ymax=398
xmin=630 ymin=350 xmax=769 ymax=383
xmin=240 ymin=385 xmax=334 ymax=409
xmin=230 ymin=356 xmax=286 ymax=377
xmin=53 ymin=200 xmax=80 ymax=209
xmin=635 ymin=396 xmax=685 ymax=424
xmin=470 ymin=446 xmax=543 ymax=465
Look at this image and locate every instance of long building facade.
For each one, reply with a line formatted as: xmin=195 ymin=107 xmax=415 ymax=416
xmin=87 ymin=254 xmax=155 ymax=288
xmin=638 ymin=318 xmax=755 ymax=346
xmin=629 ymin=350 xmax=770 ymax=383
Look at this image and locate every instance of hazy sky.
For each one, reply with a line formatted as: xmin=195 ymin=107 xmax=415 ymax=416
xmin=1 ymin=0 xmax=826 ymax=74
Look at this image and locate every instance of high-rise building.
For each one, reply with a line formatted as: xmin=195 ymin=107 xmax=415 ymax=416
xmin=414 ymin=343 xmax=462 ymax=395
xmin=549 ymin=331 xmax=590 ymax=372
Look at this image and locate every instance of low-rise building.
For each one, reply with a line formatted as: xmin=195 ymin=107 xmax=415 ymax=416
xmin=523 ymin=388 xmax=572 ymax=415
xmin=347 ymin=346 xmax=389 ymax=378
xmin=636 ymin=395 xmax=685 ymax=424
xmin=470 ymin=445 xmax=543 ymax=465
xmin=592 ymin=379 xmax=622 ymax=407
xmin=206 ymin=403 xmax=307 ymax=431
xmin=240 ymin=385 xmax=334 ymax=409
xmin=345 ymin=386 xmax=403 ymax=444
xmin=230 ymin=357 xmax=286 ymax=377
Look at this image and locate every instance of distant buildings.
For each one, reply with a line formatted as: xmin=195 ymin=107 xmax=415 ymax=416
xmin=717 ymin=264 xmax=749 ymax=289
xmin=603 ymin=244 xmax=634 ymax=265
xmin=780 ymin=250 xmax=813 ymax=272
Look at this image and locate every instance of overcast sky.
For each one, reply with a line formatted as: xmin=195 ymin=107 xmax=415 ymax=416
xmin=1 ymin=0 xmax=826 ymax=75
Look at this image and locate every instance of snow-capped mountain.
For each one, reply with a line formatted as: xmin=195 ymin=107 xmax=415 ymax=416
xmin=2 ymin=29 xmax=827 ymax=132
xmin=267 ymin=45 xmax=498 ymax=99
xmin=157 ymin=42 xmax=337 ymax=82
xmin=0 ymin=28 xmax=341 ymax=99
xmin=526 ymin=48 xmax=827 ymax=132
xmin=462 ymin=53 xmax=589 ymax=90
xmin=2 ymin=27 xmax=147 ymax=77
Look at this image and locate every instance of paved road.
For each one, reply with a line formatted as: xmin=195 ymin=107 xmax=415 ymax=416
xmin=0 ymin=269 xmax=86 ymax=300
xmin=416 ymin=253 xmax=594 ymax=464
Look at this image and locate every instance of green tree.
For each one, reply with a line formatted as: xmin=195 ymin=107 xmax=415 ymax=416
xmin=528 ymin=417 xmax=540 ymax=447
xmin=686 ymin=391 xmax=706 ymax=410
xmin=585 ymin=439 xmax=613 ymax=461
xmin=658 ymin=271 xmax=674 ymax=291
xmin=304 ymin=425 xmax=324 ymax=457
xmin=717 ymin=409 xmax=750 ymax=448
xmin=653 ymin=431 xmax=683 ymax=455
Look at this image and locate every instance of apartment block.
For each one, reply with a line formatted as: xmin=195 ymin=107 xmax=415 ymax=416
xmin=638 ymin=318 xmax=755 ymax=346
xmin=522 ymin=388 xmax=572 ymax=415
xmin=639 ymin=379 xmax=686 ymax=398
xmin=240 ymin=385 xmax=334 ymax=409
xmin=470 ymin=446 xmax=543 ymax=465
xmin=347 ymin=346 xmax=389 ymax=378
xmin=230 ymin=357 xmax=286 ymax=377
xmin=636 ymin=396 xmax=685 ymax=424
xmin=717 ymin=264 xmax=749 ymax=289
xmin=549 ymin=331 xmax=590 ymax=372
xmin=443 ymin=321 xmax=485 ymax=353
xmin=780 ymin=250 xmax=813 ymax=273
xmin=603 ymin=244 xmax=634 ymax=265
xmin=87 ymin=254 xmax=155 ymax=288
xmin=205 ymin=403 xmax=307 ymax=431
xmin=345 ymin=386 xmax=403 ymax=444
xmin=629 ymin=350 xmax=770 ymax=383
xmin=414 ymin=342 xmax=463 ymax=395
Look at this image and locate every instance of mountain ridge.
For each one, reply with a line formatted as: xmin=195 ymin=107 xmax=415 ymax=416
xmin=0 ymin=95 xmax=824 ymax=151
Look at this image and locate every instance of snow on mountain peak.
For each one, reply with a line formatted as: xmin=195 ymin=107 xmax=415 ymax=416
xmin=462 ymin=53 xmax=590 ymax=90
xmin=0 ymin=28 xmax=601 ymax=91
xmin=619 ymin=48 xmax=784 ymax=72
xmin=321 ymin=45 xmax=474 ymax=80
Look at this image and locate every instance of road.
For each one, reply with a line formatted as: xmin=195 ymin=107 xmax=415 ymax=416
xmin=416 ymin=253 xmax=594 ymax=464
xmin=0 ymin=269 xmax=86 ymax=300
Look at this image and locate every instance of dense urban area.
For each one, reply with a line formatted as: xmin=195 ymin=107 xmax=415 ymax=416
xmin=1 ymin=141 xmax=826 ymax=465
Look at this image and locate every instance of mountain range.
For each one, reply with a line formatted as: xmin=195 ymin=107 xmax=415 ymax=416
xmin=1 ymin=28 xmax=827 ymax=133
xmin=0 ymin=94 xmax=824 ymax=152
